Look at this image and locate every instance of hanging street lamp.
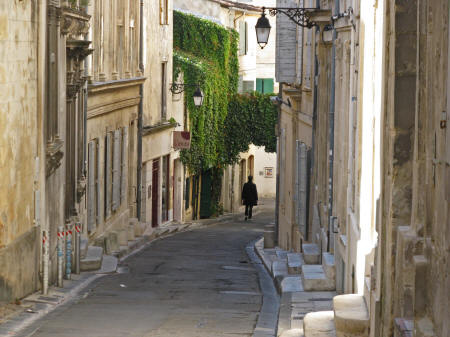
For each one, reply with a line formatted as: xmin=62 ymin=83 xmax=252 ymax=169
xmin=255 ymin=6 xmax=320 ymax=49
xmin=170 ymin=83 xmax=204 ymax=107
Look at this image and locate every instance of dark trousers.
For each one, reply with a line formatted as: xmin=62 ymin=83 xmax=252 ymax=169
xmin=245 ymin=204 xmax=253 ymax=218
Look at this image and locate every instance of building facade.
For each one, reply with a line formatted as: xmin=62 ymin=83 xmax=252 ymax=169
xmin=275 ymin=0 xmax=449 ymax=335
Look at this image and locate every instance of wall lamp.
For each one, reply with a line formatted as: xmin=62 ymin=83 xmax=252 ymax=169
xmin=170 ymin=83 xmax=204 ymax=107
xmin=255 ymin=6 xmax=319 ymax=49
xmin=270 ymin=96 xmax=291 ymax=107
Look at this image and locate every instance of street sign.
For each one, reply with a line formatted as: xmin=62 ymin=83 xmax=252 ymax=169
xmin=173 ymin=131 xmax=191 ymax=149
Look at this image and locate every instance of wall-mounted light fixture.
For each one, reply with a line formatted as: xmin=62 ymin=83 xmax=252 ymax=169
xmin=255 ymin=6 xmax=319 ymax=49
xmin=170 ymin=83 xmax=204 ymax=107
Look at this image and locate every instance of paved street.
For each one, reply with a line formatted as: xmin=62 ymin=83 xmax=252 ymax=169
xmin=18 ymin=203 xmax=275 ymax=337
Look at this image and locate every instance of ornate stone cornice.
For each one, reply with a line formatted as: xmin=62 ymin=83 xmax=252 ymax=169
xmin=76 ymin=176 xmax=86 ymax=203
xmin=46 ymin=138 xmax=64 ymax=177
xmin=61 ymin=6 xmax=91 ymax=37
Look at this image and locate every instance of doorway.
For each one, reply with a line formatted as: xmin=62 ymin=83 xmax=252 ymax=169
xmin=173 ymin=159 xmax=182 ymax=222
xmin=152 ymin=158 xmax=159 ymax=227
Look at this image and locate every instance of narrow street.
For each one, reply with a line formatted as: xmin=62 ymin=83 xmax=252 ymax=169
xmin=18 ymin=203 xmax=275 ymax=337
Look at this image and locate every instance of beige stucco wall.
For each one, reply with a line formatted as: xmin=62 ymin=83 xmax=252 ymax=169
xmin=0 ymin=0 xmax=40 ymax=301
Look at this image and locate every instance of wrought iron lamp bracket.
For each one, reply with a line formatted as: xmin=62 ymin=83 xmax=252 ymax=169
xmin=265 ymin=7 xmax=318 ymax=28
xmin=169 ymin=83 xmax=199 ymax=94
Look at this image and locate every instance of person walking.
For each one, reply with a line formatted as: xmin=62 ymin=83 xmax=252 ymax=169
xmin=242 ymin=175 xmax=258 ymax=221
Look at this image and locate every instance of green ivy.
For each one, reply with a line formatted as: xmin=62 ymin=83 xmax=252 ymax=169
xmin=174 ymin=11 xmax=239 ymax=174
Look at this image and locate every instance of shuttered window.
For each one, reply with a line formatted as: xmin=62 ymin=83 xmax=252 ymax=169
xmin=304 ymin=28 xmax=313 ymax=88
xmin=239 ymin=21 xmax=248 ymax=56
xmin=87 ymin=140 xmax=97 ymax=232
xmin=295 ymin=141 xmax=309 ymax=238
xmin=256 ymin=78 xmax=275 ymax=94
xmin=112 ymin=129 xmax=122 ymax=211
xmin=121 ymin=127 xmax=128 ymax=205
xmin=276 ymin=0 xmax=299 ymax=83
xmin=105 ymin=132 xmax=113 ymax=218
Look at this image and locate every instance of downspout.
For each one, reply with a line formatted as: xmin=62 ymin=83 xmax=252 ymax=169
xmin=327 ymin=0 xmax=339 ymax=252
xmin=136 ymin=0 xmax=144 ymax=220
xmin=275 ymin=83 xmax=283 ymax=245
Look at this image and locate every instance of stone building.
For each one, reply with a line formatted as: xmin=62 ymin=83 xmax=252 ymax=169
xmin=274 ymin=0 xmax=449 ymax=335
xmin=0 ymin=0 xmax=92 ymax=301
xmin=84 ymin=0 xmax=144 ymax=243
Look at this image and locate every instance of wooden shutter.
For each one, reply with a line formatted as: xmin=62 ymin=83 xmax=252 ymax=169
xmin=121 ymin=127 xmax=128 ymax=205
xmin=87 ymin=141 xmax=96 ymax=231
xmin=256 ymin=79 xmax=263 ymax=93
xmin=239 ymin=21 xmax=246 ymax=56
xmin=112 ymin=129 xmax=122 ymax=211
xmin=243 ymin=80 xmax=254 ymax=93
xmin=263 ymin=78 xmax=274 ymax=93
xmin=304 ymin=28 xmax=313 ymax=88
xmin=298 ymin=141 xmax=308 ymax=237
xmin=105 ymin=132 xmax=112 ymax=218
xmin=96 ymin=140 xmax=102 ymax=224
xmin=276 ymin=0 xmax=298 ymax=83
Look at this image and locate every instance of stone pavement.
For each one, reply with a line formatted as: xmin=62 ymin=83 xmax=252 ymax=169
xmin=0 ymin=200 xmax=277 ymax=337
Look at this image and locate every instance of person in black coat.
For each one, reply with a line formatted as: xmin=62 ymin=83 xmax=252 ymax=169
xmin=242 ymin=175 xmax=258 ymax=221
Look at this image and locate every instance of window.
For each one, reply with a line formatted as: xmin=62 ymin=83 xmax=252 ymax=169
xmin=161 ymin=155 xmax=170 ymax=222
xmin=160 ymin=0 xmax=168 ymax=25
xmin=256 ymin=78 xmax=274 ymax=94
xmin=105 ymin=132 xmax=113 ymax=218
xmin=239 ymin=21 xmax=248 ymax=56
xmin=161 ymin=62 xmax=167 ymax=121
xmin=87 ymin=139 xmax=99 ymax=232
xmin=185 ymin=177 xmax=190 ymax=210
xmin=242 ymin=80 xmax=254 ymax=93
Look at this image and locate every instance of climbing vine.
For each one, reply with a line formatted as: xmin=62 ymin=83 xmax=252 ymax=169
xmin=173 ymin=10 xmax=239 ymax=174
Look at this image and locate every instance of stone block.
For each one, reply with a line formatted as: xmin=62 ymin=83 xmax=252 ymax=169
xmin=287 ymin=253 xmax=304 ymax=274
xmin=280 ymin=276 xmax=303 ymax=293
xmin=301 ymin=265 xmax=335 ymax=291
xmin=303 ymin=243 xmax=320 ymax=264
xmin=264 ymin=230 xmax=275 ymax=248
xmin=272 ymin=260 xmax=288 ymax=278
xmin=127 ymin=224 xmax=135 ymax=241
xmin=303 ymin=311 xmax=336 ymax=337
xmin=333 ymin=294 xmax=369 ymax=337
xmin=106 ymin=231 xmax=120 ymax=254
xmin=134 ymin=222 xmax=146 ymax=237
xmin=80 ymin=246 xmax=104 ymax=272
xmin=322 ymin=252 xmax=335 ymax=280
xmin=80 ymin=235 xmax=89 ymax=259
xmin=117 ymin=229 xmax=128 ymax=246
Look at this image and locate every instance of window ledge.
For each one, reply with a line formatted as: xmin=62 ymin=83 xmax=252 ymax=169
xmin=143 ymin=121 xmax=178 ymax=136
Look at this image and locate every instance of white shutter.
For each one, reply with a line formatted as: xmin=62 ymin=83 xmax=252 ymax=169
xmin=96 ymin=140 xmax=102 ymax=224
xmin=121 ymin=127 xmax=128 ymax=205
xmin=112 ymin=129 xmax=121 ymax=211
xmin=304 ymin=28 xmax=313 ymax=88
xmin=294 ymin=141 xmax=301 ymax=225
xmin=105 ymin=132 xmax=112 ymax=218
xmin=87 ymin=141 xmax=96 ymax=231
xmin=298 ymin=142 xmax=308 ymax=237
xmin=276 ymin=0 xmax=299 ymax=83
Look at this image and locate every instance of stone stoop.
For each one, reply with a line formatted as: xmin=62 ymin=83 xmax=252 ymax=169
xmin=279 ymin=329 xmax=304 ymax=337
xmin=303 ymin=311 xmax=336 ymax=337
xmin=301 ymin=265 xmax=335 ymax=291
xmin=322 ymin=253 xmax=335 ymax=280
xmin=333 ymin=294 xmax=369 ymax=337
xmin=80 ymin=246 xmax=104 ymax=271
xmin=288 ymin=253 xmax=304 ymax=274
xmin=302 ymin=244 xmax=320 ymax=264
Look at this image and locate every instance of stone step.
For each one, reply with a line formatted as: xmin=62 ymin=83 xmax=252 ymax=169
xmin=96 ymin=255 xmax=118 ymax=274
xmin=280 ymin=329 xmax=304 ymax=337
xmin=302 ymin=243 xmax=320 ymax=264
xmin=301 ymin=265 xmax=335 ymax=291
xmin=279 ymin=275 xmax=303 ymax=293
xmin=322 ymin=253 xmax=335 ymax=280
xmin=303 ymin=311 xmax=336 ymax=337
xmin=80 ymin=246 xmax=104 ymax=271
xmin=333 ymin=294 xmax=369 ymax=337
xmin=288 ymin=253 xmax=304 ymax=274
xmin=80 ymin=236 xmax=89 ymax=259
xmin=272 ymin=260 xmax=288 ymax=278
xmin=276 ymin=249 xmax=289 ymax=260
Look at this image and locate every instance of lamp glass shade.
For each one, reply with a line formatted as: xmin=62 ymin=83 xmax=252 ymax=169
xmin=193 ymin=88 xmax=204 ymax=107
xmin=255 ymin=14 xmax=271 ymax=49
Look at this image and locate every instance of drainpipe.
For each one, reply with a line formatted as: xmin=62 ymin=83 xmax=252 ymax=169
xmin=275 ymin=83 xmax=283 ymax=246
xmin=136 ymin=0 xmax=144 ymax=220
xmin=327 ymin=0 xmax=339 ymax=252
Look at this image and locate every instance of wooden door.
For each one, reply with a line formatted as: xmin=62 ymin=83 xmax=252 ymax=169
xmin=152 ymin=159 xmax=159 ymax=227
